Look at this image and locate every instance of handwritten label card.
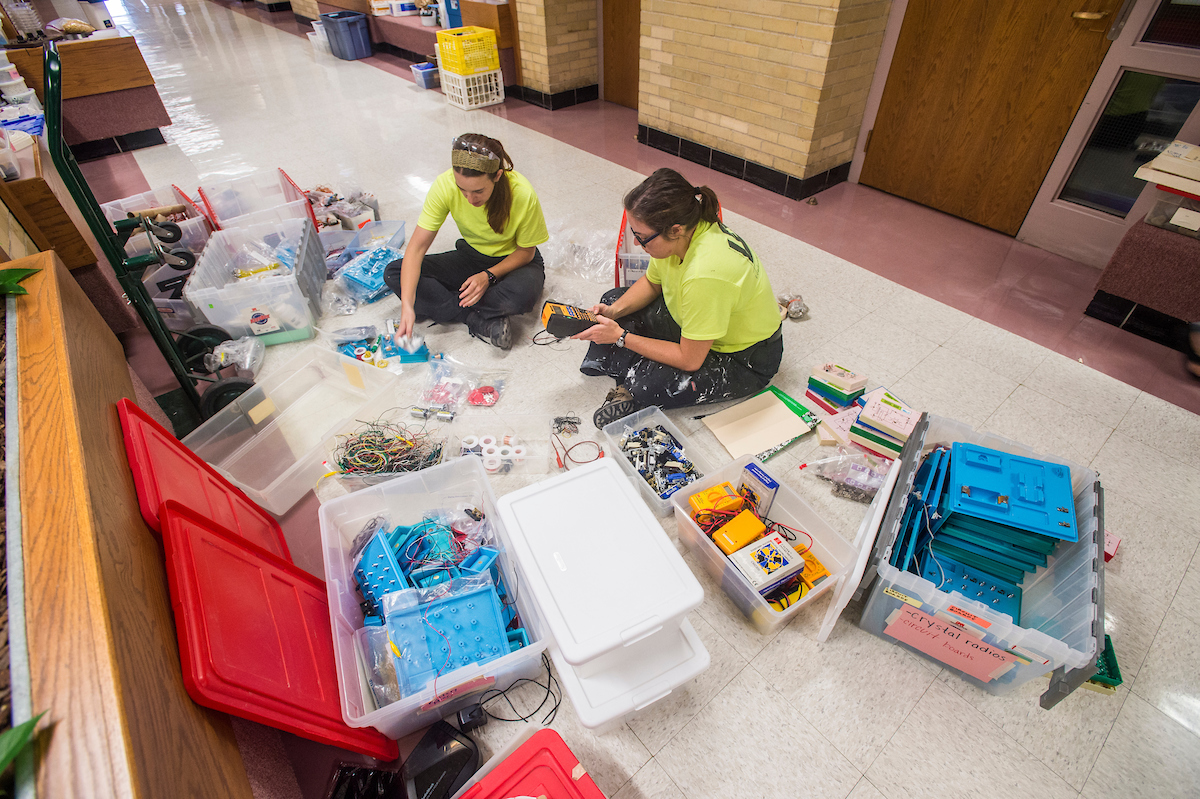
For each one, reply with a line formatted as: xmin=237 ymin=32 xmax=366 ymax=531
xmin=884 ymin=604 xmax=1017 ymax=682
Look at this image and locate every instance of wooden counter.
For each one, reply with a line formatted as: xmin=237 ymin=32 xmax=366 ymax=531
xmin=6 ymin=36 xmax=155 ymax=104
xmin=14 ymin=251 xmax=254 ymax=798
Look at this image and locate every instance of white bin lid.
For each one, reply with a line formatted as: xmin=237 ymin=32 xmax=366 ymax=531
xmin=496 ymin=458 xmax=704 ymax=665
xmin=551 ymin=618 xmax=709 ymax=730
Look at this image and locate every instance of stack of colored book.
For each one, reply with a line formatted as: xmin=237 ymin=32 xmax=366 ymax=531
xmin=806 ymin=363 xmax=866 ymax=414
xmin=848 ymin=389 xmax=916 ymax=459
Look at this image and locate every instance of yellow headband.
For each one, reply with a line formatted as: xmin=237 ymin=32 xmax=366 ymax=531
xmin=452 ymin=148 xmax=501 ymax=173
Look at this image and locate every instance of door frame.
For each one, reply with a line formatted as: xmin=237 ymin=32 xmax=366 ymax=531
xmin=1018 ymin=0 xmax=1200 ymax=267
xmin=849 ymin=0 xmax=908 ymax=185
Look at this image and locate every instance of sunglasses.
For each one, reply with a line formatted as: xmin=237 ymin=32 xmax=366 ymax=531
xmin=631 ymin=228 xmax=660 ymax=247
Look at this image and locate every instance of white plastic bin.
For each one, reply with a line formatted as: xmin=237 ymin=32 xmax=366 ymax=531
xmin=497 ymin=459 xmax=709 ymax=731
xmin=602 ymin=406 xmax=718 ymax=517
xmin=183 ymin=345 xmax=400 ymax=514
xmin=320 ymin=395 xmax=450 ymax=493
xmin=672 ymin=455 xmax=862 ymax=635
xmin=856 ymin=415 xmax=1104 ymax=697
xmin=197 ymin=168 xmax=317 ymax=231
xmin=318 ymin=457 xmax=548 ymax=739
xmin=184 ymin=217 xmax=324 ymax=345
xmin=101 ymin=184 xmax=213 ymax=259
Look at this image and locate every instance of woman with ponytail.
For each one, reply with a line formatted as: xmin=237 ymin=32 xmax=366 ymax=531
xmin=384 ymin=133 xmax=548 ymax=349
xmin=575 ymin=168 xmax=783 ymax=427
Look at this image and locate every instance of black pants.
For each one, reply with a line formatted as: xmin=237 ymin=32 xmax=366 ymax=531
xmin=383 ymin=239 xmax=545 ymax=325
xmin=580 ymin=287 xmax=783 ymax=409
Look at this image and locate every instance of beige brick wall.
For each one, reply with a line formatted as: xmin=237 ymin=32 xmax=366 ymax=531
xmin=515 ymin=0 xmax=598 ymax=95
xmin=640 ymin=0 xmax=889 ymax=180
xmin=291 ymin=0 xmax=319 ymax=21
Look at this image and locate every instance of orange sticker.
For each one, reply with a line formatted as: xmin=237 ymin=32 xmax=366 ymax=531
xmin=947 ymin=605 xmax=991 ymax=629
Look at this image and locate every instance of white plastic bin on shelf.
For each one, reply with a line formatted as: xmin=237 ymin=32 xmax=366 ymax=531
xmin=497 ymin=459 xmax=709 ymax=732
xmin=318 ymin=457 xmax=548 ymax=739
xmin=103 ymin=185 xmax=214 ymax=332
xmin=183 ymin=345 xmax=400 ymax=514
xmin=602 ymin=406 xmax=718 ymax=517
xmin=101 ymin=184 xmax=213 ymax=259
xmin=197 ymin=168 xmax=317 ymax=231
xmin=672 ymin=455 xmax=863 ymax=635
xmin=855 ymin=415 xmax=1104 ymax=697
xmin=184 ymin=217 xmax=324 ymax=345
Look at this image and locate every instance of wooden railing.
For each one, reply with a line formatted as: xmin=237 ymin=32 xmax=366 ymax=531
xmin=12 ymin=251 xmax=253 ymax=797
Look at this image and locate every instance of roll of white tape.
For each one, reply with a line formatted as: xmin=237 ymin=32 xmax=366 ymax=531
xmin=483 ymin=457 xmax=501 ymax=473
xmin=482 ymin=445 xmax=500 ymax=458
xmin=479 ymin=435 xmax=497 ymax=448
xmin=511 ymin=445 xmax=526 ymax=462
xmin=498 ymin=446 xmax=513 ymax=459
xmin=461 ymin=435 xmax=478 ymax=449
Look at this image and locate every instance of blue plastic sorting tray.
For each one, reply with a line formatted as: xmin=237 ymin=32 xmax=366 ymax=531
xmin=386 ymin=582 xmax=510 ymax=696
xmin=354 ymin=531 xmax=408 ymax=615
xmin=940 ymin=442 xmax=1079 ymax=541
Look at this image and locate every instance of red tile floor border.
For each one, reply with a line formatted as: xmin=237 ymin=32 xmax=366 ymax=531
xmin=88 ymin=0 xmax=1200 ymax=415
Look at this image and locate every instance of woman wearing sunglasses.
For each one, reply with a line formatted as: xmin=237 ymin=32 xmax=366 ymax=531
xmin=384 ymin=134 xmax=548 ymax=350
xmin=575 ymin=167 xmax=783 ymax=427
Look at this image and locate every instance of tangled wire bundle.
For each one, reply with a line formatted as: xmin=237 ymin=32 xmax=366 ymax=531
xmin=333 ymin=418 xmax=444 ymax=475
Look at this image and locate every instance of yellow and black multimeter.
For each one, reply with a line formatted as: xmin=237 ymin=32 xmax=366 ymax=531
xmin=541 ymin=301 xmax=599 ymax=337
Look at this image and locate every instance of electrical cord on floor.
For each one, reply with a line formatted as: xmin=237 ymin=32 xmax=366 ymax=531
xmin=477 ymin=653 xmax=562 ymax=725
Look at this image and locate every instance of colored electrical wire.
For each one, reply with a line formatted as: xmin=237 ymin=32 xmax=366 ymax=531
xmin=332 ymin=415 xmax=444 ymax=475
xmin=551 ymin=432 xmax=603 ymax=470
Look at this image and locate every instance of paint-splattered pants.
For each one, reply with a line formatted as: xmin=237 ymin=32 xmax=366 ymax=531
xmin=579 ymin=287 xmax=784 ymax=410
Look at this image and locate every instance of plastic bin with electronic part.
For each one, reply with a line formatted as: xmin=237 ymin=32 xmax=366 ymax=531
xmin=450 ymin=413 xmax=550 ymax=475
xmin=183 ymin=344 xmax=400 ymax=515
xmin=851 ymin=415 xmax=1104 ymax=701
xmin=184 ymin=217 xmax=325 ymax=345
xmin=671 ymin=455 xmax=863 ymax=635
xmin=318 ymin=456 xmax=548 ymax=739
xmin=602 ymin=406 xmax=718 ymax=517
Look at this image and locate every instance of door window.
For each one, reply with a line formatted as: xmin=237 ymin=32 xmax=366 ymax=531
xmin=1142 ymin=0 xmax=1200 ymax=49
xmin=1057 ymin=70 xmax=1200 ymax=216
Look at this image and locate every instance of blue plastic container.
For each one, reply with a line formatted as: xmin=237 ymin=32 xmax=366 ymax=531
xmin=411 ymin=63 xmax=440 ymax=90
xmin=321 ymin=11 xmax=372 ymax=61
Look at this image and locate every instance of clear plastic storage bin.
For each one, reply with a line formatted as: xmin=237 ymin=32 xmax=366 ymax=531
xmin=197 ymin=168 xmax=317 ymax=231
xmin=318 ymin=457 xmax=548 ymax=739
xmin=450 ymin=413 xmax=550 ymax=475
xmin=101 ymin=184 xmax=213 ymax=258
xmin=184 ymin=218 xmax=325 ymax=345
xmin=183 ymin=345 xmax=400 ymax=514
xmin=858 ymin=415 xmax=1104 ymax=698
xmin=320 ymin=395 xmax=450 ymax=493
xmin=672 ymin=455 xmax=861 ymax=635
xmin=602 ymin=406 xmax=719 ymax=517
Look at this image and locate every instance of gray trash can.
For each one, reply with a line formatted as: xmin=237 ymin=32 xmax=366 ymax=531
xmin=320 ymin=11 xmax=371 ymax=61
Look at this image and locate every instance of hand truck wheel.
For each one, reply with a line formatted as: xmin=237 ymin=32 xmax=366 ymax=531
xmin=178 ymin=323 xmax=233 ymax=374
xmin=201 ymin=376 xmax=255 ymax=419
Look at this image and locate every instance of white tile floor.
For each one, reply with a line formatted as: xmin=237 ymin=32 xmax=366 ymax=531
xmin=112 ymin=1 xmax=1200 ymax=796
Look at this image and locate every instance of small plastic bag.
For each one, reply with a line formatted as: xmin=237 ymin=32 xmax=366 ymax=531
xmin=322 ymin=278 xmax=360 ymax=316
xmin=356 ymin=625 xmax=401 ymax=709
xmin=339 ymin=246 xmax=403 ymax=304
xmin=324 ymin=325 xmax=378 ymax=345
xmin=413 ymin=356 xmax=479 ymax=419
xmin=801 ymin=446 xmax=890 ymax=504
xmin=202 ymin=336 xmax=265 ymax=378
xmin=778 ymin=293 xmax=808 ymax=319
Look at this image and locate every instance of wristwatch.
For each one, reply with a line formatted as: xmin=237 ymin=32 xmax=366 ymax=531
xmin=616 ymin=330 xmax=628 ymax=348
xmin=484 ymin=269 xmax=498 ymax=286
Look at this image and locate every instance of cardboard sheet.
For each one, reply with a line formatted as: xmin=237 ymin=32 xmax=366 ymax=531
xmin=703 ymin=392 xmax=813 ymax=459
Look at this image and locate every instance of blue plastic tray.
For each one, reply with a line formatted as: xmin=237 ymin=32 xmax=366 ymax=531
xmin=943 ymin=443 xmax=1078 ymax=541
xmin=385 ymin=582 xmax=510 ymax=696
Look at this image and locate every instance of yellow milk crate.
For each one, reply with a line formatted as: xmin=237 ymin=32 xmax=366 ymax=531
xmin=436 ymin=26 xmax=500 ymax=76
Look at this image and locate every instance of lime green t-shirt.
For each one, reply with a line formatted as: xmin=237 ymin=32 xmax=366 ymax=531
xmin=645 ymin=219 xmax=779 ymax=353
xmin=416 ymin=168 xmax=548 ymax=257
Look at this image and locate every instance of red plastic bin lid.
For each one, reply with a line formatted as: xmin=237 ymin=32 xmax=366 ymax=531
xmin=160 ymin=501 xmax=398 ymax=761
xmin=117 ymin=398 xmax=291 ymax=562
xmin=460 ymin=730 xmax=604 ymax=799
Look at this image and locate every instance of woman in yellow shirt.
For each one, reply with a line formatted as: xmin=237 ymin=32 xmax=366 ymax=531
xmin=384 ymin=134 xmax=549 ymax=349
xmin=575 ymin=168 xmax=783 ymax=426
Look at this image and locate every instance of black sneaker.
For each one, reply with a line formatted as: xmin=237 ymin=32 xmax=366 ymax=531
xmin=593 ymin=385 xmax=637 ymax=428
xmin=466 ymin=312 xmax=512 ymax=350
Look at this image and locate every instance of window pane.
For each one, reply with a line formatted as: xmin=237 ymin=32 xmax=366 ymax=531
xmin=1142 ymin=0 xmax=1200 ymax=49
xmin=1058 ymin=71 xmax=1200 ymax=217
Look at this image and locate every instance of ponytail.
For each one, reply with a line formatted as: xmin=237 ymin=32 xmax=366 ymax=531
xmin=624 ymin=168 xmax=721 ymax=236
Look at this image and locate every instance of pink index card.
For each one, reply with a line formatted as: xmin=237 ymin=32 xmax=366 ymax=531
xmin=820 ymin=406 xmax=860 ymax=447
xmin=859 ymin=393 xmax=917 ymax=442
xmin=884 ymin=605 xmax=1017 ymax=682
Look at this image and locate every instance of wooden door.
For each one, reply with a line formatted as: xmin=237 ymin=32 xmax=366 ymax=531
xmin=603 ymin=0 xmax=639 ymax=109
xmin=860 ymin=0 xmax=1123 ymax=236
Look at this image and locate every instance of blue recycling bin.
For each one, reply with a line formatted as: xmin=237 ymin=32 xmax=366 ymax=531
xmin=320 ymin=11 xmax=372 ymax=61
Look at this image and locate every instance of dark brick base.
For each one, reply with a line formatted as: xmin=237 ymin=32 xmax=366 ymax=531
xmin=1085 ymin=290 xmax=1189 ymax=353
xmin=638 ymin=124 xmax=850 ymax=202
xmin=70 ymin=128 xmax=167 ymax=163
xmin=508 ymin=84 xmax=598 ymax=110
